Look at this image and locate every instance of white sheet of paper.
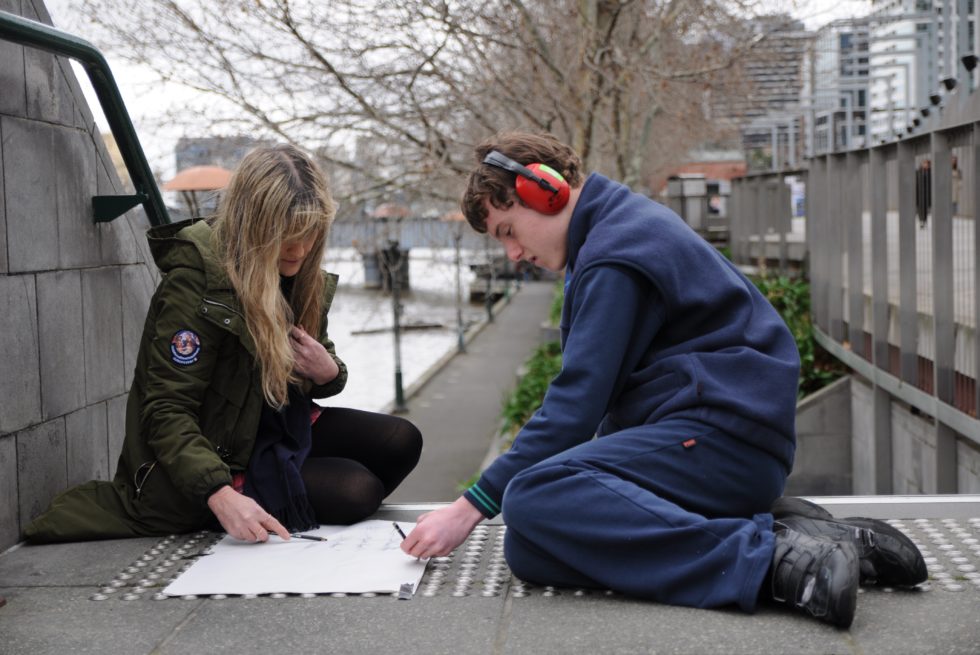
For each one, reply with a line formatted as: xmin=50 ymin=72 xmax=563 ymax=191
xmin=163 ymin=520 xmax=426 ymax=596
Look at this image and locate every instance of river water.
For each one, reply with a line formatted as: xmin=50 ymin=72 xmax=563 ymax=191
xmin=315 ymin=247 xmax=494 ymax=412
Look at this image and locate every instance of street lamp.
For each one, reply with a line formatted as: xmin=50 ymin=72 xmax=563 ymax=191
xmin=380 ymin=240 xmax=408 ymax=413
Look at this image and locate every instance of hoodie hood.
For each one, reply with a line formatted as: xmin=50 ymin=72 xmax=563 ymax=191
xmin=147 ymin=218 xmax=231 ymax=292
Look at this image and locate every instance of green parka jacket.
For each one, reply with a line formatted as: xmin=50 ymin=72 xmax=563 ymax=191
xmin=25 ymin=219 xmax=347 ymax=542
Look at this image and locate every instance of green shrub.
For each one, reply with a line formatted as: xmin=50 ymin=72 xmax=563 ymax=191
xmin=500 ymin=340 xmax=563 ymax=438
xmin=752 ymin=275 xmax=845 ymax=397
xmin=548 ymin=280 xmax=564 ymax=326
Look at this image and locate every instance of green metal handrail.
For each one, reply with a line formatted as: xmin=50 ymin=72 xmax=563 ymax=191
xmin=0 ymin=10 xmax=170 ymax=225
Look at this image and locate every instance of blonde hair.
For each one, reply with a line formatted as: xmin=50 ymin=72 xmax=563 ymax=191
xmin=213 ymin=144 xmax=336 ymax=408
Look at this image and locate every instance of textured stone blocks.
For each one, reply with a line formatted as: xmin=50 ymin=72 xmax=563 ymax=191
xmin=0 ymin=29 xmax=25 ymax=119
xmin=81 ymin=267 xmax=125 ymax=403
xmin=95 ymin=128 xmax=157 ymax=269
xmin=0 ymin=0 xmax=25 ymax=116
xmin=0 ymin=123 xmax=7 ymax=274
xmin=2 ymin=116 xmax=58 ymax=272
xmin=0 ymin=274 xmax=41 ymax=434
xmin=36 ymin=269 xmax=86 ymax=419
xmin=850 ymin=376 xmax=876 ymax=495
xmin=0 ymin=435 xmax=18 ymax=549
xmin=55 ymin=125 xmax=101 ymax=268
xmin=0 ymin=0 xmax=163 ymax=552
xmin=121 ymin=264 xmax=154 ymax=389
xmin=787 ymin=376 xmax=852 ymax=495
xmin=65 ymin=402 xmax=109 ymax=486
xmin=957 ymin=440 xmax=980 ymax=493
xmin=22 ymin=1 xmax=75 ymax=127
xmin=106 ymin=393 xmax=127 ymax=468
xmin=16 ymin=417 xmax=67 ymax=531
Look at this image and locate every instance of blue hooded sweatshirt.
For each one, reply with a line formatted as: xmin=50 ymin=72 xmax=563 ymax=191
xmin=464 ymin=173 xmax=800 ymax=519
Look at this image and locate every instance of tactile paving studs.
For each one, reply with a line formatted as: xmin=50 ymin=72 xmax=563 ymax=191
xmin=88 ymin=518 xmax=980 ymax=601
xmin=511 ymin=580 xmax=530 ymax=598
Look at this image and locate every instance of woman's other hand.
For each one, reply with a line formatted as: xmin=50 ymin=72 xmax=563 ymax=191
xmin=207 ymin=485 xmax=290 ymax=542
xmin=289 ymin=326 xmax=339 ymax=385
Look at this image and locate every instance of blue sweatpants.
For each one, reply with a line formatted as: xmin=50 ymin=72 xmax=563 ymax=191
xmin=500 ymin=418 xmax=786 ymax=612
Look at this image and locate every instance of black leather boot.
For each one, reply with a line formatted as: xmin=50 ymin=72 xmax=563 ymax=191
xmin=766 ymin=528 xmax=860 ymax=628
xmin=771 ymin=497 xmax=927 ymax=587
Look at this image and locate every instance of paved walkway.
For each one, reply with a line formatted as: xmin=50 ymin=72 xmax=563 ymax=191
xmin=389 ymin=280 xmax=555 ymax=502
xmin=2 ymin=280 xmax=980 ymax=653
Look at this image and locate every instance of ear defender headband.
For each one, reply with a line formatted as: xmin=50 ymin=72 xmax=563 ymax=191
xmin=482 ymin=150 xmax=570 ymax=215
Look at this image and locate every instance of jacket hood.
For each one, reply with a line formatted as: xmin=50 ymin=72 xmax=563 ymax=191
xmin=147 ymin=218 xmax=231 ymax=291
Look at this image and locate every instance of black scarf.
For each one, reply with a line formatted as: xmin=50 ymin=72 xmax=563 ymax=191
xmin=242 ymin=384 xmax=318 ymax=532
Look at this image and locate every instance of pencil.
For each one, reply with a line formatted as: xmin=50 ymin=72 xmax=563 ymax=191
xmin=392 ymin=522 xmax=407 ymax=539
xmin=291 ymin=533 xmax=329 ymax=542
xmin=267 ymin=531 xmax=328 ymax=542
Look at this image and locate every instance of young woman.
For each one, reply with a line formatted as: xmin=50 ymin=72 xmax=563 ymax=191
xmin=26 ymin=144 xmax=422 ymax=543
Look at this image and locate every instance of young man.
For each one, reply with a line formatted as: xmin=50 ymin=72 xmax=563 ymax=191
xmin=401 ymin=131 xmax=923 ymax=627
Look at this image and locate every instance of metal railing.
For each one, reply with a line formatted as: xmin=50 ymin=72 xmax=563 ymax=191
xmin=0 ymin=10 xmax=169 ymax=226
xmin=730 ymin=168 xmax=806 ymax=274
xmin=731 ymin=91 xmax=980 ymax=493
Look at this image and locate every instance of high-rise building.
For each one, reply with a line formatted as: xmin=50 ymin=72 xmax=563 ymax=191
xmin=174 ymin=135 xmax=272 ymax=172
xmin=801 ymin=18 xmax=871 ymax=153
xmin=743 ymin=18 xmax=810 ymax=121
xmin=865 ymin=0 xmax=973 ymax=139
xmin=724 ymin=15 xmax=811 ymax=168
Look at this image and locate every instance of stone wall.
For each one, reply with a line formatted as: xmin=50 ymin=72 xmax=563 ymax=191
xmin=849 ymin=376 xmax=980 ymax=495
xmin=0 ymin=0 xmax=158 ymax=551
xmin=784 ymin=373 xmax=980 ymax=497
xmin=785 ymin=375 xmax=852 ymax=496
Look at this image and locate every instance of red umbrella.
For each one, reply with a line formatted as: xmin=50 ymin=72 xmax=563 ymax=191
xmin=440 ymin=210 xmax=465 ymax=222
xmin=162 ymin=165 xmax=233 ymax=191
xmin=162 ymin=166 xmax=233 ymax=217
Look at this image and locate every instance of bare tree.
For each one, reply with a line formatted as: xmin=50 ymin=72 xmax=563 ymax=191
xmin=64 ymin=0 xmax=779 ymax=207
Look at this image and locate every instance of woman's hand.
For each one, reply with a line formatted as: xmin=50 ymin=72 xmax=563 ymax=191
xmin=290 ymin=326 xmax=339 ymax=385
xmin=207 ymin=485 xmax=290 ymax=542
xmin=400 ymin=497 xmax=485 ymax=558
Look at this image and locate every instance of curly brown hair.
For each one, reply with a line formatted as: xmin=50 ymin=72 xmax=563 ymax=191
xmin=460 ymin=131 xmax=584 ymax=233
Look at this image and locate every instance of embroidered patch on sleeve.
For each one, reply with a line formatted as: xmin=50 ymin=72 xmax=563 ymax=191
xmin=170 ymin=329 xmax=201 ymax=366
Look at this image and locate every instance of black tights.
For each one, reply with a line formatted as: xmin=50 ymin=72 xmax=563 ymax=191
xmin=300 ymin=407 xmax=422 ymax=525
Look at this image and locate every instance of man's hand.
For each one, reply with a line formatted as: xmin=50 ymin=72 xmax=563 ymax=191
xmin=290 ymin=326 xmax=339 ymax=385
xmin=207 ymin=485 xmax=290 ymax=542
xmin=401 ymin=496 xmax=485 ymax=558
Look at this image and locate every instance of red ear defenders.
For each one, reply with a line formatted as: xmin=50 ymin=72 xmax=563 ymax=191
xmin=482 ymin=150 xmax=570 ymax=214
